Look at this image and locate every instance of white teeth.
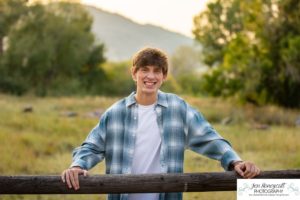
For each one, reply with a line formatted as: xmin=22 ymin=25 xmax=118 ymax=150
xmin=145 ymin=82 xmax=155 ymax=86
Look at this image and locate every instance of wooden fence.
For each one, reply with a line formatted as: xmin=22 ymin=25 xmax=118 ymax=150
xmin=0 ymin=170 xmax=299 ymax=194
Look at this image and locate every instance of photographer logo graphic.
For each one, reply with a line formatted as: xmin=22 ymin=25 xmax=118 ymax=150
xmin=237 ymin=179 xmax=300 ymax=200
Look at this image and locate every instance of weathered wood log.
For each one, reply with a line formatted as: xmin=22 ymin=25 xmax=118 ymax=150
xmin=0 ymin=170 xmax=299 ymax=194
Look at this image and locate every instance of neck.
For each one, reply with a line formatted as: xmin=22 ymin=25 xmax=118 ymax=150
xmin=135 ymin=91 xmax=157 ymax=105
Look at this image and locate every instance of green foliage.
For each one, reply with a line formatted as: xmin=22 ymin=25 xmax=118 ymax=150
xmin=0 ymin=76 xmax=28 ymax=95
xmin=175 ymin=74 xmax=203 ymax=95
xmin=169 ymin=45 xmax=206 ymax=95
xmin=100 ymin=61 xmax=135 ymax=96
xmin=0 ymin=1 xmax=106 ymax=96
xmin=79 ymin=44 xmax=106 ymax=95
xmin=160 ymin=74 xmax=182 ymax=94
xmin=171 ymin=45 xmax=202 ymax=76
xmin=193 ymin=0 xmax=300 ymax=108
xmin=0 ymin=0 xmax=28 ymax=38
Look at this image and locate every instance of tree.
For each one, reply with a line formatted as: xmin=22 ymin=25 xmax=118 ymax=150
xmin=170 ymin=45 xmax=205 ymax=95
xmin=0 ymin=2 xmax=106 ymax=96
xmin=266 ymin=0 xmax=300 ymax=107
xmin=0 ymin=0 xmax=28 ymax=55
xmin=100 ymin=61 xmax=135 ymax=96
xmin=193 ymin=0 xmax=300 ymax=107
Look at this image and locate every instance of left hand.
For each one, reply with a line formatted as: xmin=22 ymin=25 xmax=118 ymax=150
xmin=232 ymin=161 xmax=260 ymax=178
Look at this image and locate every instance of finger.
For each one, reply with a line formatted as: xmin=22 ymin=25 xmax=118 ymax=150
xmin=234 ymin=165 xmax=245 ymax=177
xmin=61 ymin=171 xmax=66 ymax=183
xmin=246 ymin=164 xmax=258 ymax=178
xmin=243 ymin=164 xmax=251 ymax=178
xmin=249 ymin=165 xmax=258 ymax=178
xmin=65 ymin=170 xmax=72 ymax=189
xmin=244 ymin=163 xmax=254 ymax=178
xmin=74 ymin=170 xmax=80 ymax=190
xmin=246 ymin=167 xmax=256 ymax=179
xmin=249 ymin=167 xmax=258 ymax=179
xmin=251 ymin=167 xmax=260 ymax=178
xmin=83 ymin=170 xmax=88 ymax=177
xmin=252 ymin=165 xmax=260 ymax=178
xmin=70 ymin=170 xmax=78 ymax=190
xmin=250 ymin=171 xmax=258 ymax=178
xmin=240 ymin=162 xmax=246 ymax=171
xmin=257 ymin=167 xmax=261 ymax=175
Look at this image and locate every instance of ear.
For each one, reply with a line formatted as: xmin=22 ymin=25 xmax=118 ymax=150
xmin=162 ymin=74 xmax=167 ymax=82
xmin=131 ymin=66 xmax=137 ymax=82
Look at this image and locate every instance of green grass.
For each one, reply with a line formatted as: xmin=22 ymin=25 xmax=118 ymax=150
xmin=0 ymin=94 xmax=299 ymax=200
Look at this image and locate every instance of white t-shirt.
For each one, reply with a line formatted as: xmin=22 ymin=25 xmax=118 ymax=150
xmin=128 ymin=103 xmax=162 ymax=200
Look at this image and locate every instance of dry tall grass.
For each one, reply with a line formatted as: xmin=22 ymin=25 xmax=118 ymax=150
xmin=0 ymin=94 xmax=299 ymax=200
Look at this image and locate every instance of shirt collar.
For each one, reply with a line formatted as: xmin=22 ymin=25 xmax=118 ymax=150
xmin=157 ymin=90 xmax=168 ymax=108
xmin=125 ymin=90 xmax=168 ymax=108
xmin=125 ymin=92 xmax=137 ymax=107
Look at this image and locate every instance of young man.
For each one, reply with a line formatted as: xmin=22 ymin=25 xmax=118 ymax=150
xmin=61 ymin=47 xmax=260 ymax=200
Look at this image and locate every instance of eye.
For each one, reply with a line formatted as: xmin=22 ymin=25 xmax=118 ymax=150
xmin=154 ymin=69 xmax=162 ymax=74
xmin=141 ymin=67 xmax=148 ymax=72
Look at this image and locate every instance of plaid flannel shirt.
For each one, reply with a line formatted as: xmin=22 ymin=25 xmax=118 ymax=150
xmin=71 ymin=91 xmax=241 ymax=200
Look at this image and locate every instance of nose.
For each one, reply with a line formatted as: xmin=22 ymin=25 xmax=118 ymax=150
xmin=146 ymin=71 xmax=155 ymax=79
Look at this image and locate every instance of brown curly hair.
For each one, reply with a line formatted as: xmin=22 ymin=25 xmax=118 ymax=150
xmin=132 ymin=47 xmax=168 ymax=75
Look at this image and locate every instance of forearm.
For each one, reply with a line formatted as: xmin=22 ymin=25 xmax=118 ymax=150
xmin=71 ymin=142 xmax=105 ymax=170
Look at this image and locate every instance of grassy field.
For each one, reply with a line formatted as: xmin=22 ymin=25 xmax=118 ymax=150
xmin=0 ymin=93 xmax=299 ymax=200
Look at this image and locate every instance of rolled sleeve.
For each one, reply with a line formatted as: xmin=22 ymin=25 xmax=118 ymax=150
xmin=220 ymin=150 xmax=242 ymax=171
xmin=70 ymin=112 xmax=107 ymax=170
xmin=70 ymin=158 xmax=88 ymax=170
xmin=186 ymin=105 xmax=242 ymax=171
xmin=71 ymin=142 xmax=105 ymax=170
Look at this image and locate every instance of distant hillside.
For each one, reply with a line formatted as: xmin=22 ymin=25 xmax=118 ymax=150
xmin=85 ymin=6 xmax=194 ymax=61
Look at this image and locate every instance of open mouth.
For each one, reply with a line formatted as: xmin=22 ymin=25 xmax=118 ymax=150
xmin=144 ymin=81 xmax=156 ymax=86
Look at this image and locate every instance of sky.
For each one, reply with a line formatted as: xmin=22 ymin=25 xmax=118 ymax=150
xmin=81 ymin=0 xmax=209 ymax=37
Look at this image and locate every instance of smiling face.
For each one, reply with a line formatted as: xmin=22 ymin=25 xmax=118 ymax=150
xmin=132 ymin=65 xmax=167 ymax=96
xmin=131 ymin=47 xmax=169 ymax=104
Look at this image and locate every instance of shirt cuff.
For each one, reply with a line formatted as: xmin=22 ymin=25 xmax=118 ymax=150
xmin=221 ymin=150 xmax=242 ymax=171
xmin=70 ymin=159 xmax=87 ymax=170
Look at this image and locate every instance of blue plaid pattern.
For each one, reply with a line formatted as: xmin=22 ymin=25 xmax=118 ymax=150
xmin=71 ymin=91 xmax=241 ymax=200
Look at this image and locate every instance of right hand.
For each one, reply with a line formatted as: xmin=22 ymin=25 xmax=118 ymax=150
xmin=61 ymin=166 xmax=88 ymax=190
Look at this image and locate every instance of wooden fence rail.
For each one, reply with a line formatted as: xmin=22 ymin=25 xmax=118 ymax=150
xmin=0 ymin=170 xmax=299 ymax=194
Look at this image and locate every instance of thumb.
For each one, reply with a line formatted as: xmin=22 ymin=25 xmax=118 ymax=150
xmin=235 ymin=164 xmax=245 ymax=177
xmin=83 ymin=170 xmax=89 ymax=177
